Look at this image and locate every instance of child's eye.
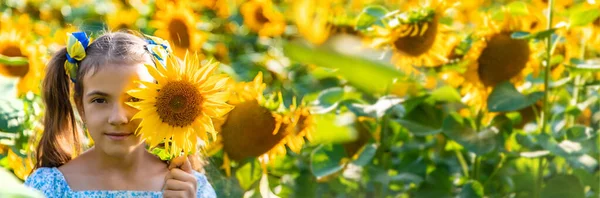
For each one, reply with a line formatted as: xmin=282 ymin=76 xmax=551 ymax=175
xmin=91 ymin=98 xmax=106 ymax=104
xmin=128 ymin=97 xmax=141 ymax=102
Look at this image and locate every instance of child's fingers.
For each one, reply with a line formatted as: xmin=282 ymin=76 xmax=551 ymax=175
xmin=164 ymin=179 xmax=195 ymax=192
xmin=168 ymin=155 xmax=193 ymax=173
xmin=169 ymin=168 xmax=198 ymax=186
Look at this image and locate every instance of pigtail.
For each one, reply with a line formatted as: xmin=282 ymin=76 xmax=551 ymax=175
xmin=34 ymin=48 xmax=83 ymax=169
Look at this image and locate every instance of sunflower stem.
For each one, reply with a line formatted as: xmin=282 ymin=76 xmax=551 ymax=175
xmin=455 ymin=149 xmax=470 ymax=178
xmin=567 ymin=38 xmax=586 ymax=127
xmin=534 ymin=157 xmax=546 ymax=198
xmin=376 ymin=112 xmax=391 ymax=197
xmin=541 ymin=0 xmax=554 ymax=135
xmin=483 ymin=154 xmax=506 ymax=188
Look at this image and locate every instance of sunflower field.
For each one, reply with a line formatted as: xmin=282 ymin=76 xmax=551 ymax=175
xmin=1 ymin=0 xmax=600 ymax=197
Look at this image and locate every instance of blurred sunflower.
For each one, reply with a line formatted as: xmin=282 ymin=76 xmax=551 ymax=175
xmin=530 ymin=0 xmax=574 ymax=12
xmin=151 ymin=2 xmax=206 ymax=57
xmin=0 ymin=30 xmax=44 ymax=96
xmin=127 ymin=53 xmax=233 ymax=157
xmin=293 ymin=0 xmax=333 ymax=45
xmin=241 ymin=0 xmax=286 ymax=37
xmin=461 ymin=12 xmax=541 ymax=109
xmin=7 ymin=149 xmax=34 ymax=180
xmin=207 ymin=73 xmax=311 ymax=176
xmin=201 ymin=0 xmax=231 ymax=18
xmin=106 ymin=8 xmax=140 ymax=31
xmin=0 ymin=144 xmax=7 ymax=154
xmin=372 ymin=0 xmax=458 ymax=74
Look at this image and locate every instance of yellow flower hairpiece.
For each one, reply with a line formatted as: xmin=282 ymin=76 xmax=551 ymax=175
xmin=64 ymin=31 xmax=90 ymax=83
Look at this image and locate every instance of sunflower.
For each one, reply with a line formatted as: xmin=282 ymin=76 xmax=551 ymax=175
xmin=201 ymin=0 xmax=231 ymax=18
xmin=460 ymin=12 xmax=541 ymax=110
xmin=127 ymin=53 xmax=233 ymax=158
xmin=0 ymin=30 xmax=44 ymax=96
xmin=530 ymin=0 xmax=574 ymax=13
xmin=151 ymin=2 xmax=206 ymax=58
xmin=372 ymin=0 xmax=458 ymax=74
xmin=240 ymin=0 xmax=286 ymax=37
xmin=207 ymin=73 xmax=310 ymax=176
xmin=293 ymin=0 xmax=333 ymax=45
xmin=106 ymin=7 xmax=140 ymax=31
xmin=7 ymin=149 xmax=34 ymax=180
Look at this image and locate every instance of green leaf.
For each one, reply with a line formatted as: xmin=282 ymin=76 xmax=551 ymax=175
xmin=351 ymin=143 xmax=377 ymax=166
xmin=310 ymin=144 xmax=347 ymax=179
xmin=566 ymin=154 xmax=599 ymax=172
xmin=460 ymin=180 xmax=484 ymax=198
xmin=569 ymin=8 xmax=600 ymax=27
xmin=0 ymin=54 xmax=29 ymax=66
xmin=312 ymin=113 xmax=357 ymax=144
xmin=572 ymin=169 xmax=599 ymax=193
xmin=313 ymin=87 xmax=344 ymax=113
xmin=395 ymin=119 xmax=442 ymax=136
xmin=511 ymin=31 xmax=531 ymax=39
xmin=532 ymin=29 xmax=556 ymax=40
xmin=566 ymin=59 xmax=600 ymax=73
xmin=442 ymin=114 xmax=498 ymax=155
xmin=541 ymin=175 xmax=585 ymax=198
xmin=566 ymin=125 xmax=597 ymax=141
xmin=283 ymin=42 xmax=407 ymax=95
xmin=236 ymin=160 xmax=262 ymax=190
xmin=506 ymin=1 xmax=529 ymax=16
xmin=150 ymin=147 xmax=171 ymax=161
xmin=355 ymin=5 xmax=389 ymax=30
xmin=429 ymin=86 xmax=461 ymax=103
xmin=487 ymin=81 xmax=544 ymax=112
xmin=294 ymin=170 xmax=317 ymax=197
xmin=318 ymin=87 xmax=344 ymax=105
xmin=0 ymin=98 xmax=26 ymax=133
xmin=538 ymin=134 xmax=587 ymax=157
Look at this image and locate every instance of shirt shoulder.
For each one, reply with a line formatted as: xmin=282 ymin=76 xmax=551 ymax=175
xmin=193 ymin=171 xmax=216 ymax=198
xmin=24 ymin=167 xmax=69 ymax=198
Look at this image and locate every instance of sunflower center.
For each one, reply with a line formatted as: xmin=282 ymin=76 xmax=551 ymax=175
xmin=254 ymin=7 xmax=270 ymax=24
xmin=156 ymin=81 xmax=202 ymax=127
xmin=221 ymin=100 xmax=288 ymax=161
xmin=392 ymin=17 xmax=438 ymax=57
xmin=477 ymin=32 xmax=530 ymax=87
xmin=117 ymin=23 xmax=129 ymax=30
xmin=168 ymin=19 xmax=191 ymax=48
xmin=0 ymin=45 xmax=30 ymax=77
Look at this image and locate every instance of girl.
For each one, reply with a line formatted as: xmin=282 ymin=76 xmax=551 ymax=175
xmin=24 ymin=31 xmax=216 ymax=198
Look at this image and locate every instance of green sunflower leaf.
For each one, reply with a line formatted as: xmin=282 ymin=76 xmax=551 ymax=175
xmin=355 ymin=5 xmax=389 ymax=31
xmin=310 ymin=144 xmax=347 ymax=179
xmin=487 ymin=81 xmax=544 ymax=112
xmin=459 ymin=180 xmax=484 ymax=198
xmin=0 ymin=54 xmax=28 ymax=66
xmin=283 ymin=42 xmax=407 ymax=95
xmin=541 ymin=175 xmax=585 ymax=198
xmin=569 ymin=7 xmax=600 ymax=27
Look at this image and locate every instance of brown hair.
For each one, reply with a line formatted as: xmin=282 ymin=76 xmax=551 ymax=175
xmin=35 ymin=31 xmax=152 ymax=169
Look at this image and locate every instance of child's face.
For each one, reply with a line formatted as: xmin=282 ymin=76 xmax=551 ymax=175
xmin=81 ymin=63 xmax=154 ymax=157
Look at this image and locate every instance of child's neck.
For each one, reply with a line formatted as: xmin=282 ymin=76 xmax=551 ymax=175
xmin=89 ymin=145 xmax=152 ymax=174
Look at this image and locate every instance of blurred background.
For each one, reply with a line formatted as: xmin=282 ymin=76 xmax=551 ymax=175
xmin=0 ymin=0 xmax=599 ymax=197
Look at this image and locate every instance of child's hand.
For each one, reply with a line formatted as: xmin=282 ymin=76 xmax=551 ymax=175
xmin=163 ymin=156 xmax=197 ymax=198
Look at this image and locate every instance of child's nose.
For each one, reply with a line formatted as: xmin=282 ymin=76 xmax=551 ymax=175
xmin=108 ymin=102 xmax=129 ymax=125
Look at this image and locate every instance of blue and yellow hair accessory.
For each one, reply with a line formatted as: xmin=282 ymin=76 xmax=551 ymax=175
xmin=144 ymin=34 xmax=172 ymax=68
xmin=64 ymin=31 xmax=90 ymax=83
